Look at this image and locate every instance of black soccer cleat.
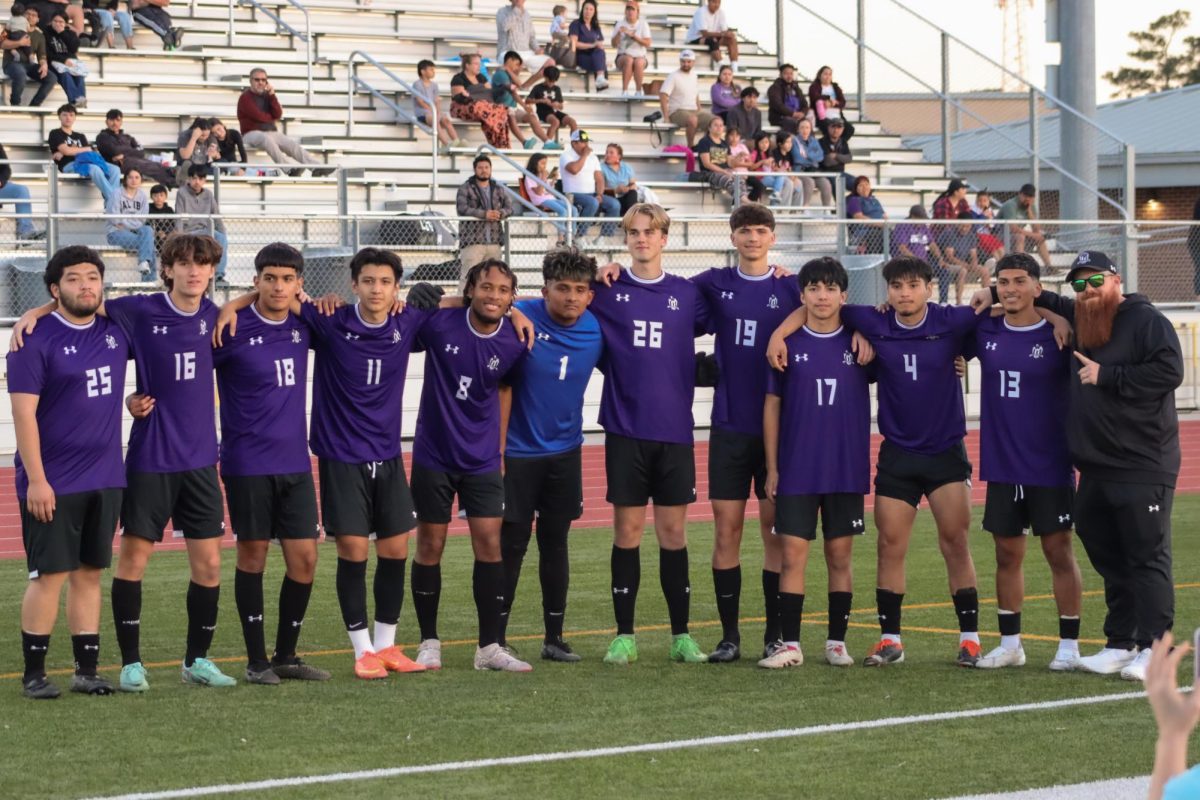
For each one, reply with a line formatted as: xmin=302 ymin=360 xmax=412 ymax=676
xmin=23 ymin=675 xmax=61 ymax=699
xmin=270 ymin=657 xmax=331 ymax=681
xmin=708 ymin=640 xmax=741 ymax=663
xmin=70 ymin=673 xmax=115 ymax=696
xmin=245 ymin=665 xmax=282 ymax=686
xmin=541 ymin=639 xmax=582 ymax=663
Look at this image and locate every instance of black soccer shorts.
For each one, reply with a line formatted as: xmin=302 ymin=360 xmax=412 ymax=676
xmin=873 ymin=439 xmax=972 ymax=508
xmin=503 ymin=447 xmax=584 ymax=523
xmin=983 ymin=482 xmax=1075 ymax=537
xmin=707 ymin=426 xmax=768 ymax=502
xmin=223 ymin=472 xmax=320 ymax=541
xmin=604 ymin=433 xmax=696 ymax=507
xmin=318 ymin=456 xmax=417 ymax=539
xmin=22 ymin=488 xmax=121 ymax=577
xmin=121 ymin=467 xmax=225 ymax=542
xmin=411 ymin=463 xmax=506 ymax=524
xmin=773 ymin=493 xmax=866 ymax=540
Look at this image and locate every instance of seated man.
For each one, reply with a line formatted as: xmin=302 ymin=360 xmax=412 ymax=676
xmin=129 ymin=0 xmax=181 ymax=49
xmin=559 ymin=130 xmax=620 ymax=243
xmin=47 ymin=103 xmax=121 ymax=205
xmin=685 ymin=0 xmax=738 ymax=70
xmin=174 ymin=164 xmax=229 ymax=282
xmin=95 ymin=109 xmax=176 ymax=188
xmin=3 ymin=8 xmax=53 ymax=107
xmin=237 ymin=68 xmax=333 ymax=177
xmin=938 ymin=212 xmax=991 ymax=305
xmin=996 ymin=183 xmax=1052 ymax=267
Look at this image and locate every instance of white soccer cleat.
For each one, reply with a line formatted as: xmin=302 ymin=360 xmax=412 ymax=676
xmin=823 ymin=642 xmax=854 ymax=667
xmin=1075 ymin=647 xmax=1136 ymax=675
xmin=415 ymin=639 xmax=442 ymax=671
xmin=757 ymin=645 xmax=804 ymax=669
xmin=1048 ymin=647 xmax=1081 ymax=672
xmin=474 ymin=643 xmax=533 ymax=672
xmin=974 ymin=645 xmax=1026 ymax=669
xmin=1119 ymin=648 xmax=1151 ymax=682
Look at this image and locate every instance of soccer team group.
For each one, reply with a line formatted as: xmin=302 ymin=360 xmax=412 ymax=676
xmin=9 ymin=200 xmax=1181 ymax=699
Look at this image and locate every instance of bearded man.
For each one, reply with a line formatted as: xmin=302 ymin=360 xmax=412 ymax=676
xmin=1021 ymin=251 xmax=1183 ymax=683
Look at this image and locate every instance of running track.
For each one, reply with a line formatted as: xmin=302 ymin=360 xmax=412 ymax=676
xmin=3 ymin=422 xmax=1200 ymax=560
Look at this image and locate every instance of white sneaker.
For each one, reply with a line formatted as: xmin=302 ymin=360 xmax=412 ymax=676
xmin=1120 ymin=648 xmax=1151 ymax=682
xmin=1049 ymin=647 xmax=1080 ymax=672
xmin=975 ymin=645 xmax=1026 ymax=669
xmin=415 ymin=638 xmax=442 ymax=671
xmin=823 ymin=641 xmax=854 ymax=667
xmin=757 ymin=645 xmax=803 ymax=669
xmin=1076 ymin=647 xmax=1135 ymax=675
xmin=137 ymin=260 xmax=151 ymax=275
xmin=595 ymin=76 xmax=609 ymax=91
xmin=474 ymin=642 xmax=533 ymax=672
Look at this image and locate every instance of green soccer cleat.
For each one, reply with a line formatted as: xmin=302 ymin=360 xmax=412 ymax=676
xmin=669 ymin=634 xmax=708 ymax=663
xmin=118 ymin=662 xmax=150 ymax=693
xmin=603 ymin=634 xmax=638 ymax=665
xmin=181 ymin=657 xmax=237 ymax=688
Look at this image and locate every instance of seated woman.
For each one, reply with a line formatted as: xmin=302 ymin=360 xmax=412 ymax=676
xmin=523 ymin=152 xmax=569 ymax=237
xmin=208 ymin=117 xmax=247 ymax=175
xmin=569 ymin=0 xmax=608 ymax=91
xmin=709 ymin=65 xmax=740 ymax=121
xmin=611 ymin=0 xmax=650 ymax=97
xmin=791 ymin=118 xmax=833 ymax=209
xmin=45 ymin=12 xmax=86 ymax=105
xmin=600 ymin=143 xmax=641 ymax=216
xmin=105 ymin=167 xmax=156 ymax=279
xmin=808 ymin=65 xmax=855 ymax=139
xmin=449 ymin=53 xmax=511 ymax=149
xmin=846 ymin=174 xmax=886 ymax=253
xmin=749 ymin=131 xmax=793 ymax=207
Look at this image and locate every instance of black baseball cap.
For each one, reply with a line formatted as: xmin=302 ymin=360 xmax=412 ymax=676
xmin=1065 ymin=250 xmax=1118 ymax=281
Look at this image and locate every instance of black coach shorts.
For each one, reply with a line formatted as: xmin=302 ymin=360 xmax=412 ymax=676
xmin=122 ymin=467 xmax=225 ymax=542
xmin=223 ymin=472 xmax=320 ymax=541
xmin=412 ymin=463 xmax=506 ymax=524
xmin=773 ymin=493 xmax=866 ymax=541
xmin=605 ymin=432 xmax=696 ymax=507
xmin=874 ymin=439 xmax=972 ymax=508
xmin=983 ymin=482 xmax=1075 ymax=538
xmin=504 ymin=447 xmax=584 ymax=523
xmin=318 ymin=456 xmax=416 ymax=539
xmin=23 ymin=487 xmax=121 ymax=578
xmin=708 ymin=426 xmax=768 ymax=502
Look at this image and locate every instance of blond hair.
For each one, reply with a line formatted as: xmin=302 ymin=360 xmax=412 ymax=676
xmin=621 ymin=203 xmax=671 ymax=234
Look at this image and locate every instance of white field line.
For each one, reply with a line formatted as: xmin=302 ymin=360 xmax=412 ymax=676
xmin=943 ymin=775 xmax=1150 ymax=800
xmin=86 ymin=689 xmax=1152 ymax=800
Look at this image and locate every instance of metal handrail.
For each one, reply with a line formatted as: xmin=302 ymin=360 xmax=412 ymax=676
xmin=346 ymin=50 xmax=438 ymax=202
xmin=473 ymin=143 xmax=574 ymax=244
xmin=234 ymin=0 xmax=313 ymax=103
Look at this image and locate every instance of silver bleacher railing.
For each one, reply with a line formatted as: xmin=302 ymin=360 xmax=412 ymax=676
xmin=472 ymin=144 xmax=574 ymax=249
xmin=346 ymin=50 xmax=439 ymax=202
xmin=233 ymin=0 xmax=313 ymax=104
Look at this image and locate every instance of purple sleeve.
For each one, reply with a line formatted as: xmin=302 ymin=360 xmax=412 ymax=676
xmin=839 ymin=304 xmax=889 ymax=338
xmin=846 ymin=196 xmax=862 ymax=217
xmin=297 ymin=301 xmax=335 ymax=341
xmin=6 ymin=342 xmax=46 ymax=395
xmin=693 ymin=285 xmax=712 ymax=337
xmin=945 ymin=304 xmax=984 ymax=336
xmin=765 ymin=363 xmax=783 ymax=397
xmin=102 ymin=294 xmax=141 ymax=339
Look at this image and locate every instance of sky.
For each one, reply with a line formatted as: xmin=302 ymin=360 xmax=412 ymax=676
xmin=738 ymin=0 xmax=1199 ymax=105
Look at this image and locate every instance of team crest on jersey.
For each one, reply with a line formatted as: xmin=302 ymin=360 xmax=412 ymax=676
xmin=768 ymin=294 xmax=779 ymax=309
xmin=720 ymin=291 xmax=734 ymax=300
xmin=487 ymin=355 xmax=500 ymax=371
xmin=106 ymin=334 xmax=118 ymax=349
xmin=393 ymin=330 xmax=402 ymax=344
xmin=291 ymin=329 xmax=301 ymax=344
xmin=843 ymin=350 xmax=854 ymax=365
xmin=667 ymin=296 xmax=679 ymax=311
xmin=199 ymin=320 xmax=208 ymax=336
xmin=985 ymin=341 xmax=997 ymax=351
xmin=1030 ymin=344 xmax=1044 ymax=359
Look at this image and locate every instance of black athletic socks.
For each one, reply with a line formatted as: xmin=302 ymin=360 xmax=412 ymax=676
xmin=660 ymin=547 xmax=691 ymax=636
xmin=373 ymin=556 xmax=406 ymax=627
xmin=335 ymin=558 xmax=369 ymax=635
xmin=611 ymin=545 xmax=640 ymax=635
xmin=762 ymin=569 xmax=781 ymax=643
xmin=499 ymin=519 xmax=531 ymax=641
xmin=953 ymin=587 xmax=980 ymax=633
xmin=274 ymin=576 xmax=312 ymax=662
xmin=1059 ymin=615 xmax=1081 ymax=641
xmin=473 ymin=560 xmax=505 ymax=648
xmin=712 ymin=565 xmax=741 ymax=644
xmin=111 ymin=577 xmax=143 ymax=666
xmin=71 ymin=633 xmax=100 ymax=676
xmin=410 ymin=561 xmax=442 ymax=641
xmin=235 ymin=568 xmax=268 ymax=669
xmin=876 ymin=588 xmax=903 ymax=636
xmin=998 ymin=610 xmax=1022 ymax=637
xmin=22 ymin=631 xmax=49 ymax=681
xmin=184 ymin=581 xmax=220 ymax=667
xmin=536 ymin=516 xmax=571 ymax=642
xmin=779 ymin=592 xmax=805 ymax=643
xmin=828 ymin=591 xmax=853 ymax=642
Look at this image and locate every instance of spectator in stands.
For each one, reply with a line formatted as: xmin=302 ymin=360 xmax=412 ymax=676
xmin=569 ymin=0 xmax=608 ymax=91
xmin=174 ymin=163 xmax=228 ymax=281
xmin=175 ymin=116 xmax=217 ymax=186
xmin=524 ymin=151 xmax=568 ymax=237
xmin=48 ymin=103 xmax=120 ymax=203
xmin=496 ymin=0 xmax=554 ymax=75
xmin=818 ymin=116 xmax=852 ymax=175
xmin=559 ymin=129 xmax=619 ymax=242
xmin=611 ymin=0 xmax=649 ymax=97
xmin=846 ymin=174 xmax=885 ymax=254
xmin=767 ymin=63 xmax=810 ymax=135
xmin=695 ymin=116 xmax=762 ymax=203
xmin=106 ymin=166 xmax=156 ymax=279
xmin=207 ymin=117 xmax=247 ymax=174
xmin=450 ymin=53 xmax=511 ymax=150
xmin=529 ymin=66 xmax=578 ymax=143
xmin=996 ymin=183 xmax=1052 ymax=266
xmin=601 ymin=142 xmax=640 ymax=217
xmin=710 ymin=65 xmax=740 ymax=122
xmin=932 ymin=177 xmax=970 ymax=221
xmin=27 ymin=0 xmax=83 ymax=35
xmin=686 ymin=0 xmax=738 ymax=71
xmin=45 ymin=11 xmax=86 ymax=106
xmin=0 ymin=141 xmax=44 ymax=240
xmin=238 ymin=68 xmax=332 ymax=176
xmin=725 ymin=126 xmax=765 ymax=203
xmin=491 ymin=50 xmax=555 ymax=150
xmin=93 ymin=0 xmax=135 ymax=50
xmin=412 ymin=60 xmax=463 ymax=150
xmin=892 ymin=204 xmax=939 ymax=264
xmin=938 ymin=211 xmax=991 ymax=304
xmin=970 ymin=186 xmax=1004 ymax=261
xmin=3 ymin=9 xmax=52 ymax=106
xmin=770 ymin=132 xmax=805 ymax=207
xmin=147 ymin=181 xmax=172 ymax=254
xmin=750 ymin=131 xmax=793 ymax=206
xmin=96 ymin=108 xmax=176 ymax=188
xmin=791 ymin=117 xmax=832 ymax=209
xmin=659 ymin=49 xmax=713 ymax=149
xmin=455 ymin=154 xmax=512 ymax=279
xmin=129 ymin=0 xmax=181 ymax=50
xmin=548 ymin=4 xmax=573 ymax=69
xmin=724 ymin=86 xmax=761 ymax=140
xmin=808 ymin=65 xmax=854 ymax=139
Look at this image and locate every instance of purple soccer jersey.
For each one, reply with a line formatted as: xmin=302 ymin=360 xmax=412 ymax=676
xmin=691 ymin=267 xmax=801 ymax=436
xmin=975 ymin=316 xmax=1073 ymax=487
xmin=840 ymin=303 xmax=977 ymax=456
xmin=766 ymin=326 xmax=871 ymax=495
xmin=412 ymin=308 xmax=528 ymax=475
xmin=104 ymin=292 xmax=218 ymax=473
xmin=7 ymin=313 xmax=130 ymax=498
xmin=589 ymin=270 xmax=710 ymax=445
xmin=213 ymin=304 xmax=312 ymax=477
xmin=301 ymin=302 xmax=430 ymax=465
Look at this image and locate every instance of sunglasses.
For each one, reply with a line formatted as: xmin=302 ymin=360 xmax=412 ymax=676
xmin=1070 ymin=274 xmax=1108 ymax=292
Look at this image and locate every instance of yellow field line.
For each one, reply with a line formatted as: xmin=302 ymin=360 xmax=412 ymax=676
xmin=852 ymin=582 xmax=1200 ymax=614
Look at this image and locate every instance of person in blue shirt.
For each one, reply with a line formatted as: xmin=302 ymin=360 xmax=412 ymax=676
xmin=498 ymin=247 xmax=604 ymax=662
